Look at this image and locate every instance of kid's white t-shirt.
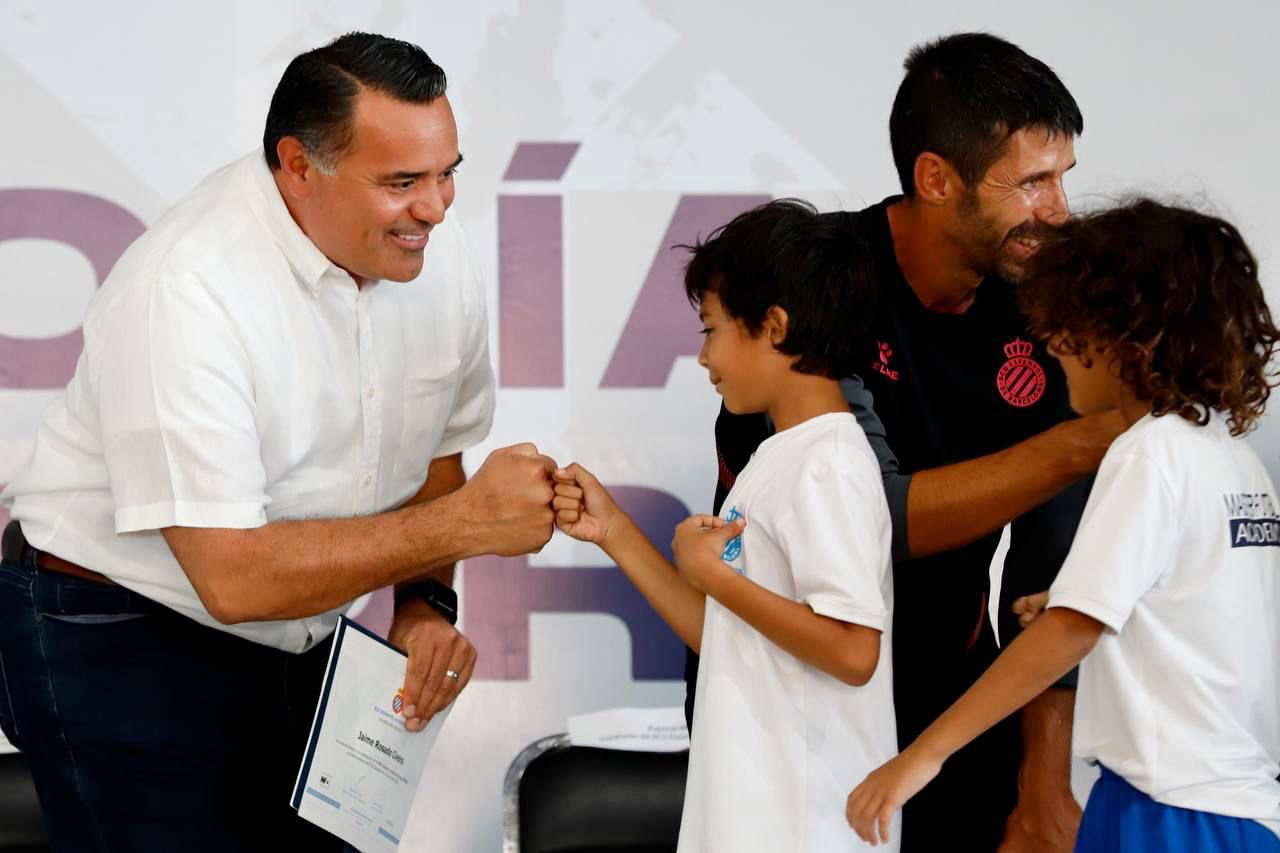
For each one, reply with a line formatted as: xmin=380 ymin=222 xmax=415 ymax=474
xmin=678 ymin=412 xmax=899 ymax=852
xmin=1047 ymin=412 xmax=1280 ymax=839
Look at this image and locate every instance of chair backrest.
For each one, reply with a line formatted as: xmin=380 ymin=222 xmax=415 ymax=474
xmin=0 ymin=752 xmax=49 ymax=851
xmin=503 ymin=734 xmax=688 ymax=853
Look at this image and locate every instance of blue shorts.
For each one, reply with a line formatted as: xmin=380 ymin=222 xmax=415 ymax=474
xmin=1076 ymin=766 xmax=1280 ymax=853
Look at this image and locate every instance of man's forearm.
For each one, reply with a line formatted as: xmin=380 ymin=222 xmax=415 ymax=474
xmin=1019 ymin=687 xmax=1076 ymax=798
xmin=1000 ymin=686 xmax=1082 ymax=851
xmin=165 ymin=444 xmax=556 ymax=625
xmin=396 ymin=454 xmax=467 ymax=590
xmin=906 ymin=413 xmax=1122 ymax=559
xmin=167 ymin=494 xmax=481 ymax=624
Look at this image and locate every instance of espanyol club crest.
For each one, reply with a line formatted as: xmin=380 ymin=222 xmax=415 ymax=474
xmin=392 ymin=688 xmax=405 ymax=715
xmin=996 ymin=338 xmax=1046 ymax=408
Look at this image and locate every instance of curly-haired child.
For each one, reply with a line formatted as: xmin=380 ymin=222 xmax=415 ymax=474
xmin=845 ymin=198 xmax=1280 ymax=852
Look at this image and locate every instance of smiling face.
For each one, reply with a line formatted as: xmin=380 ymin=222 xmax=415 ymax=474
xmin=285 ymin=88 xmax=461 ymax=284
xmin=951 ymin=126 xmax=1076 ymax=283
xmin=696 ymin=291 xmax=785 ymax=414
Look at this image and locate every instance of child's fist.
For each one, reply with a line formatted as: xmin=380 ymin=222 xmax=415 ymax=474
xmin=671 ymin=514 xmax=744 ymax=594
xmin=552 ymin=474 xmax=585 ymax=525
xmin=1012 ymin=591 xmax=1050 ymax=627
xmin=552 ymin=463 xmax=617 ymax=546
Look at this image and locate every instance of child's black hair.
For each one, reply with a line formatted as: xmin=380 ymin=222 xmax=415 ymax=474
xmin=681 ymin=199 xmax=875 ymax=379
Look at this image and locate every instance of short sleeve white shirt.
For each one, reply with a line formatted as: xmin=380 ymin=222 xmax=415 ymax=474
xmin=679 ymin=412 xmax=899 ymax=852
xmin=2 ymin=152 xmax=495 ymax=652
xmin=1048 ymin=412 xmax=1280 ymax=838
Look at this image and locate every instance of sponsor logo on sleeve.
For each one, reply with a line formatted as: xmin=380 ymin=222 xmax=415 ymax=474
xmin=1224 ymin=492 xmax=1280 ymax=548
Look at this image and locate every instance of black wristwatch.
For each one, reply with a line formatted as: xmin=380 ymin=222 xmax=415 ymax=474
xmin=394 ymin=579 xmax=458 ymax=625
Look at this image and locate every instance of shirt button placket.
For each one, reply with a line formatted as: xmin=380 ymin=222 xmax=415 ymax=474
xmin=355 ymin=290 xmax=382 ymax=514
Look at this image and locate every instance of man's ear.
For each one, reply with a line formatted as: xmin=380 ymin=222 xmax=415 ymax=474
xmin=763 ymin=305 xmax=790 ymax=348
xmin=275 ymin=136 xmax=318 ymax=199
xmin=913 ymin=151 xmax=966 ymax=206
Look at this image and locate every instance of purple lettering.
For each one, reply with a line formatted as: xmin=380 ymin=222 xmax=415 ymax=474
xmin=463 ymin=486 xmax=692 ymax=680
xmin=498 ymin=195 xmax=564 ymax=387
xmin=496 ymin=143 xmax=579 ymax=389
xmin=601 ymin=194 xmax=769 ymax=388
xmin=0 ymin=189 xmax=144 ymax=389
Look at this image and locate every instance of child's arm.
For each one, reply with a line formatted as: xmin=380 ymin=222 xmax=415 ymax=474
xmin=845 ymin=606 xmax=1106 ymax=846
xmin=673 ymin=531 xmax=882 ymax=686
xmin=553 ymin=464 xmax=727 ymax=652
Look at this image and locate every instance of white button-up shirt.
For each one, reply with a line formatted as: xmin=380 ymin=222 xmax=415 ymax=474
xmin=2 ymin=153 xmax=495 ymax=651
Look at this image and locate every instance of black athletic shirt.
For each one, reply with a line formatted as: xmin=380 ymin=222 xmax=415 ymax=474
xmin=686 ymin=196 xmax=1090 ymax=726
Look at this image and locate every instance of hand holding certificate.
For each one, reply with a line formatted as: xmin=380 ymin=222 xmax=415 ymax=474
xmin=292 ymin=617 xmax=454 ymax=852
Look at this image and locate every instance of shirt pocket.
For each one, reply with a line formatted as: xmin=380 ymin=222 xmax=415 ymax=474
xmin=394 ymin=358 xmax=462 ymax=481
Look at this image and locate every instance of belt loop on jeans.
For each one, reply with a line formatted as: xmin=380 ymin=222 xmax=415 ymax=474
xmin=1 ymin=521 xmax=115 ymax=586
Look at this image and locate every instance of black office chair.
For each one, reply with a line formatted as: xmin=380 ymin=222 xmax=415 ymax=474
xmin=0 ymin=751 xmax=49 ymax=852
xmin=503 ymin=734 xmax=688 ymax=853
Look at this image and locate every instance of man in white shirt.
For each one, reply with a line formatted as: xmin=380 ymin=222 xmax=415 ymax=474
xmin=0 ymin=32 xmax=555 ymax=851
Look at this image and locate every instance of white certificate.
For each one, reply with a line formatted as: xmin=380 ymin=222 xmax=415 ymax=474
xmin=291 ymin=616 xmax=452 ymax=852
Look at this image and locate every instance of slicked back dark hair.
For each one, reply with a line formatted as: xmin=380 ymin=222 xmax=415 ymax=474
xmin=1020 ymin=198 xmax=1280 ymax=435
xmin=682 ymin=199 xmax=875 ymax=379
xmin=263 ymin=32 xmax=447 ymax=172
xmin=890 ymin=32 xmax=1083 ymax=196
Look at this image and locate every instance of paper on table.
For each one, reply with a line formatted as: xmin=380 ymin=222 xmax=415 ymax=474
xmin=567 ymin=707 xmax=690 ymax=752
xmin=292 ymin=616 xmax=452 ymax=852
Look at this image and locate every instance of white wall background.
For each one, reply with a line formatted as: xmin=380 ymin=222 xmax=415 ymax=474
xmin=1 ymin=1 xmax=1278 ymax=849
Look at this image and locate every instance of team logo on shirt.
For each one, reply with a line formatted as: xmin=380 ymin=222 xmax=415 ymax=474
xmin=996 ymin=338 xmax=1046 ymax=407
xmin=722 ymin=507 xmax=744 ymax=569
xmin=1224 ymin=492 xmax=1280 ymax=547
xmin=872 ymin=341 xmax=900 ymax=382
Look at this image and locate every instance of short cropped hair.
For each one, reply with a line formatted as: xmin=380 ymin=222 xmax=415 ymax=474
xmin=263 ymin=32 xmax=447 ymax=173
xmin=682 ymin=199 xmax=875 ymax=379
xmin=890 ymin=32 xmax=1083 ymax=196
xmin=1020 ymin=198 xmax=1280 ymax=435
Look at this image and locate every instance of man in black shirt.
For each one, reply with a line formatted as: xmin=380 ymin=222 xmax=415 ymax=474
xmin=690 ymin=33 xmax=1125 ymax=852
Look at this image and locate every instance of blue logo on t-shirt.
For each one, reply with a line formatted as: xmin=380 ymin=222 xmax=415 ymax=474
xmin=722 ymin=507 xmax=743 ymax=567
xmin=1224 ymin=492 xmax=1280 ymax=548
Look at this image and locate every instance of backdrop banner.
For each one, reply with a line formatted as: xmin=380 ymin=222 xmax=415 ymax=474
xmin=1 ymin=3 xmax=1277 ymax=849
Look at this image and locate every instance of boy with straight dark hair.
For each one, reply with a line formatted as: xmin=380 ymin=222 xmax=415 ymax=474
xmin=555 ymin=199 xmax=900 ymax=850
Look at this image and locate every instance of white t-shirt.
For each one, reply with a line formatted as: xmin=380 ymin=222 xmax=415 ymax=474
xmin=1048 ymin=412 xmax=1280 ymax=838
xmin=1 ymin=152 xmax=495 ymax=652
xmin=679 ymin=412 xmax=899 ymax=853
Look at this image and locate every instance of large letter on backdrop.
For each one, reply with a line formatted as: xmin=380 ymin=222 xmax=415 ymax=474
xmin=0 ymin=189 xmax=145 ymax=527
xmin=600 ymin=194 xmax=769 ymax=388
xmin=497 ymin=142 xmax=579 ymax=388
xmin=0 ymin=189 xmax=145 ymax=389
xmin=463 ymin=486 xmax=691 ymax=680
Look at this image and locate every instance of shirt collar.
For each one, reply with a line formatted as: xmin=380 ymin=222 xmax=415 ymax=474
xmin=242 ymin=152 xmax=341 ymax=296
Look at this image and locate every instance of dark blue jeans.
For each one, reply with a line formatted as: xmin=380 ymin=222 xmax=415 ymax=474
xmin=0 ymin=549 xmax=346 ymax=852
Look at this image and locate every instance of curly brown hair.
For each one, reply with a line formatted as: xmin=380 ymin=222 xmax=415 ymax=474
xmin=1019 ymin=198 xmax=1280 ymax=435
